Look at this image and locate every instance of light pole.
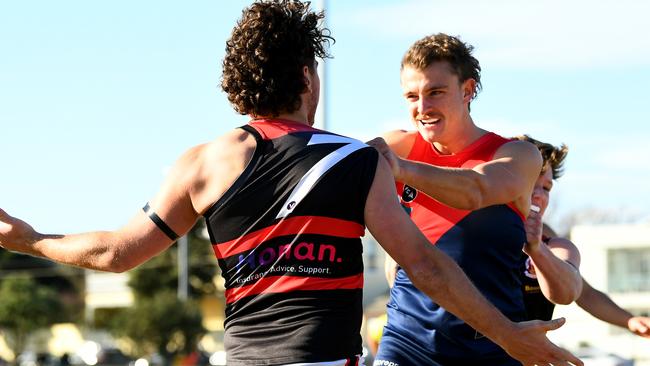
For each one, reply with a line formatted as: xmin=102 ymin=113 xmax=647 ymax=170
xmin=177 ymin=235 xmax=189 ymax=301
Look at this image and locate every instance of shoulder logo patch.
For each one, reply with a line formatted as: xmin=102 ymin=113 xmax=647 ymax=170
xmin=401 ymin=184 xmax=418 ymax=203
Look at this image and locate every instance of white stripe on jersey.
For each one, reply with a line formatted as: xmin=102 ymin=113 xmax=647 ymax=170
xmin=275 ymin=134 xmax=367 ymax=219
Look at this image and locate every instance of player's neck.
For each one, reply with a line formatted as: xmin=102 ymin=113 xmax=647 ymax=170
xmin=433 ymin=117 xmax=486 ymax=155
xmin=253 ymin=109 xmax=311 ymax=127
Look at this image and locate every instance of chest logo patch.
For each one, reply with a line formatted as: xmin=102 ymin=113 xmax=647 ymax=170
xmin=524 ymin=257 xmax=537 ymax=279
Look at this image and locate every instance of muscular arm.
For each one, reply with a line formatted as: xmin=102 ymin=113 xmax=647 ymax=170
xmin=371 ymin=130 xmax=542 ymax=213
xmin=364 ymin=155 xmax=582 ymax=366
xmin=577 ymin=279 xmax=650 ymax=338
xmin=0 ymin=129 xmax=255 ymax=272
xmin=526 ymin=237 xmax=582 ymax=305
xmin=525 ymin=214 xmax=582 ymax=304
xmin=0 ymin=211 xmax=190 ymax=273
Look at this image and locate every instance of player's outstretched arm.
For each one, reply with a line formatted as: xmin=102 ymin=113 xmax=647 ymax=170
xmin=0 ymin=144 xmax=206 ymax=272
xmin=0 ymin=129 xmax=256 ymax=272
xmin=368 ymin=133 xmax=542 ymax=212
xmin=364 ymin=155 xmax=583 ymax=366
xmin=0 ymin=206 xmax=188 ymax=273
xmin=577 ymin=279 xmax=650 ymax=338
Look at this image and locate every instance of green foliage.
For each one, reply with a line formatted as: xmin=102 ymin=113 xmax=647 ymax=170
xmin=104 ymin=222 xmax=218 ymax=359
xmin=0 ymin=251 xmax=52 ymax=270
xmin=0 ymin=251 xmax=84 ymax=324
xmin=127 ymin=223 xmax=218 ymax=299
xmin=110 ymin=291 xmax=204 ymax=356
xmin=0 ymin=277 xmax=64 ymax=354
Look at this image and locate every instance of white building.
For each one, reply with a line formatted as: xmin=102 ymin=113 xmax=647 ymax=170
xmin=551 ymin=223 xmax=650 ymax=365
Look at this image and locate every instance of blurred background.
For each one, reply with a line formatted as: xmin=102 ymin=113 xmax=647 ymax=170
xmin=1 ymin=0 xmax=648 ymax=365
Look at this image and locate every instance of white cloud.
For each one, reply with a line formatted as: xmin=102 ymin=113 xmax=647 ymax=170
xmin=342 ymin=0 xmax=650 ymax=69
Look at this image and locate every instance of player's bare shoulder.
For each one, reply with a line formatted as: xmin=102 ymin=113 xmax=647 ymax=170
xmin=190 ymin=128 xmax=257 ymax=214
xmin=204 ymin=128 xmax=257 ymax=164
xmin=495 ymin=138 xmax=543 ymax=166
xmin=383 ymin=129 xmax=418 ymax=158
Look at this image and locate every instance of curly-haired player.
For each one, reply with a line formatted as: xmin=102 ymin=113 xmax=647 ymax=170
xmin=221 ymin=0 xmax=332 ymax=120
xmin=1 ymin=2 xmax=581 ymax=365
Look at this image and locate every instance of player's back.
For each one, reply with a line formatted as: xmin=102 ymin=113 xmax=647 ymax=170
xmin=204 ymin=119 xmax=378 ymax=365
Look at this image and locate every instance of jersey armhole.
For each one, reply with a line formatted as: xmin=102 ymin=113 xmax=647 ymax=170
xmin=202 ymin=125 xmax=264 ymax=220
xmin=506 ymin=202 xmax=527 ymax=222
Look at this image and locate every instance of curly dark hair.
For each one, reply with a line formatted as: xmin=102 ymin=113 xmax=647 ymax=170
xmin=402 ymin=33 xmax=482 ymax=101
xmin=221 ymin=0 xmax=333 ymax=117
xmin=515 ymin=135 xmax=569 ymax=179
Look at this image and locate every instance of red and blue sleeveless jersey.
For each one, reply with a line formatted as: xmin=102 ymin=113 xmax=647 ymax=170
xmin=203 ymin=119 xmax=378 ymax=365
xmin=384 ymin=132 xmax=527 ymax=363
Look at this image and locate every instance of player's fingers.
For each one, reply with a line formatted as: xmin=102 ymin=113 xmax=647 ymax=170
xmin=555 ymin=348 xmax=583 ymax=366
xmin=365 ymin=137 xmax=387 ymax=148
xmin=541 ymin=317 xmax=566 ymax=331
xmin=0 ymin=209 xmax=13 ymax=232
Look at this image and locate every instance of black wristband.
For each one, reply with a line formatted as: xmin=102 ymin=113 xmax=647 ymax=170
xmin=143 ymin=203 xmax=179 ymax=241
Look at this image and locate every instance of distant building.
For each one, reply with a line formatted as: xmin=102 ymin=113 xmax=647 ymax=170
xmin=551 ymin=223 xmax=650 ymax=365
xmin=84 ymin=271 xmax=133 ymax=322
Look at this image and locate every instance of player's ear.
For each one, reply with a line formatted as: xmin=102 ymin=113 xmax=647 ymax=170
xmin=303 ymin=65 xmax=313 ymax=93
xmin=462 ymin=78 xmax=476 ymax=104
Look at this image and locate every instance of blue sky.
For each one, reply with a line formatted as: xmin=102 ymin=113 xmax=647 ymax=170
xmin=1 ymin=0 xmax=649 ymax=235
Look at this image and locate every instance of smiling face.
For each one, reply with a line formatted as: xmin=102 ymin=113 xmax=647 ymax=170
xmin=400 ymin=61 xmax=476 ymax=150
xmin=531 ymin=164 xmax=554 ymax=216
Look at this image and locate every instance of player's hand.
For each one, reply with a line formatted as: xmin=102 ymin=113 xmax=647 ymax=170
xmin=500 ymin=317 xmax=583 ymax=366
xmin=0 ymin=208 xmax=39 ymax=253
xmin=523 ymin=207 xmax=543 ymax=255
xmin=366 ymin=137 xmax=403 ymax=180
xmin=628 ymin=316 xmax=650 ymax=338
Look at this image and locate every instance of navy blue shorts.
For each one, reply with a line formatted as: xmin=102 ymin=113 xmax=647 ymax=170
xmin=374 ymin=328 xmax=521 ymax=366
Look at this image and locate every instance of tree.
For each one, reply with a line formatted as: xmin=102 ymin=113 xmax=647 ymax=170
xmin=0 ymin=251 xmax=84 ymax=322
xmin=106 ymin=221 xmax=218 ymax=363
xmin=110 ymin=291 xmax=204 ymax=358
xmin=126 ymin=223 xmax=217 ymax=298
xmin=0 ymin=277 xmax=64 ymax=355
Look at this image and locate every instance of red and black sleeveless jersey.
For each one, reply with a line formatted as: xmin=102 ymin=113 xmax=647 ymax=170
xmin=203 ymin=119 xmax=378 ymax=365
